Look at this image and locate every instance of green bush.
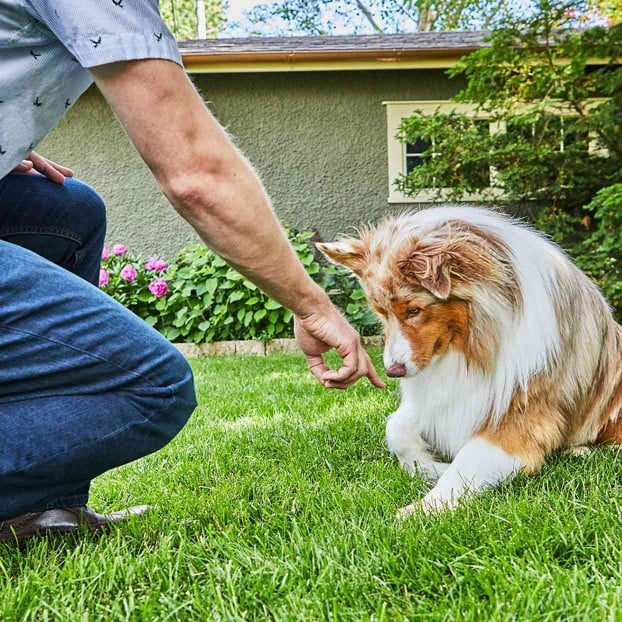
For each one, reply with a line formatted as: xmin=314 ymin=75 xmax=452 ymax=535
xmin=100 ymin=230 xmax=380 ymax=342
xmin=535 ymin=184 xmax=622 ymax=319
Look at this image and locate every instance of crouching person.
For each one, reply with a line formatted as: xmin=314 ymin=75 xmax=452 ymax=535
xmin=0 ymin=0 xmax=383 ymax=544
xmin=0 ymin=173 xmax=197 ymax=541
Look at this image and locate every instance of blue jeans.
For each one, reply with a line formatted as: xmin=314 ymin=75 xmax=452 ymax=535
xmin=0 ymin=173 xmax=197 ymax=521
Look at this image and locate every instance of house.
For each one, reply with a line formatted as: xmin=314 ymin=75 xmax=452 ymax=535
xmin=40 ymin=32 xmax=493 ymax=257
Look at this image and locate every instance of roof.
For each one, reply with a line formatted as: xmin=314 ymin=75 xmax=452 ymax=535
xmin=178 ymin=31 xmax=489 ymax=73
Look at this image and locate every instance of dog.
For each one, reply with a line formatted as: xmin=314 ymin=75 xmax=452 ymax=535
xmin=317 ymin=206 xmax=622 ymax=516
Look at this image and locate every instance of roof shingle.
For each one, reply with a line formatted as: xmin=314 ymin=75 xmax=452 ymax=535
xmin=178 ymin=31 xmax=489 ymax=63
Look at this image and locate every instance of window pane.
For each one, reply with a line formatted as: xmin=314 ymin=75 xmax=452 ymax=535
xmin=506 ymin=118 xmax=533 ymax=142
xmin=562 ymin=118 xmax=589 ymax=151
xmin=474 ymin=120 xmax=490 ymax=134
xmin=474 ymin=165 xmax=490 ymax=188
xmin=507 ymin=116 xmax=562 ymax=149
xmin=406 ymin=138 xmax=431 ymax=154
xmin=406 ymin=155 xmax=425 ymax=174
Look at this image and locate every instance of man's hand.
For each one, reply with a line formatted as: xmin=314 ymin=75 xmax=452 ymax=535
xmin=11 ymin=152 xmax=74 ymax=184
xmin=295 ymin=308 xmax=385 ymax=390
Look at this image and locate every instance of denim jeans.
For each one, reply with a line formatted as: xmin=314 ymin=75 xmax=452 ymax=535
xmin=0 ymin=173 xmax=197 ymax=521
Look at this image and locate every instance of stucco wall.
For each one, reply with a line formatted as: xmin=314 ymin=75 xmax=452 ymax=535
xmin=39 ymin=69 xmax=463 ymax=258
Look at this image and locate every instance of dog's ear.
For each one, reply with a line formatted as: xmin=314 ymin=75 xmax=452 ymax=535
xmin=399 ymin=249 xmax=452 ymax=300
xmin=316 ymin=238 xmax=367 ymax=275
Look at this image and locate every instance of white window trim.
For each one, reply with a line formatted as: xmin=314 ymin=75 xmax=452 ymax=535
xmin=383 ymin=99 xmax=608 ymax=204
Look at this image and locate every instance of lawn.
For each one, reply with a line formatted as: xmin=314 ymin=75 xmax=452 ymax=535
xmin=2 ymin=350 xmax=622 ymax=621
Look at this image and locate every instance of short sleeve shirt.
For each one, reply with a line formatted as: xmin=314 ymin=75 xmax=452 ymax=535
xmin=0 ymin=0 xmax=182 ymax=180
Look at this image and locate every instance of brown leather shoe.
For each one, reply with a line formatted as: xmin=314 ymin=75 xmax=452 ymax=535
xmin=0 ymin=505 xmax=150 ymax=545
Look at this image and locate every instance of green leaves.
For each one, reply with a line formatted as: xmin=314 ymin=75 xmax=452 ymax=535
xmin=396 ymin=7 xmax=621 ymax=210
xmin=101 ymin=228 xmax=380 ymax=343
xmin=395 ymin=3 xmax=622 ymax=322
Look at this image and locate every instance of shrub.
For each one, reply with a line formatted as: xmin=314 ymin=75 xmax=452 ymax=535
xmin=99 ymin=245 xmax=170 ymax=317
xmin=535 ymin=183 xmax=622 ymax=319
xmin=100 ymin=230 xmax=380 ymax=342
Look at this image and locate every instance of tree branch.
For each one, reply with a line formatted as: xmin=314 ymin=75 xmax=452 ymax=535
xmin=353 ymin=0 xmax=384 ymax=33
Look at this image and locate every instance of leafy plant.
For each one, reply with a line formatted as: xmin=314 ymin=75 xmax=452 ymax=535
xmin=396 ymin=2 xmax=621 ymax=210
xmin=100 ymin=230 xmax=380 ymax=342
xmin=99 ymin=245 xmax=171 ymax=318
xmin=323 ymin=266 xmax=381 ymax=336
xmin=535 ymin=184 xmax=622 ymax=318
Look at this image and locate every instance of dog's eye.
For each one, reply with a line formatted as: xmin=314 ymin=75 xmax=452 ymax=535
xmin=405 ymin=308 xmax=421 ymax=319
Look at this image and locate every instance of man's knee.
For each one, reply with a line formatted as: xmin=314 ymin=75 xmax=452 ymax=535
xmin=65 ymin=179 xmax=107 ymax=240
xmin=144 ymin=345 xmax=197 ymax=446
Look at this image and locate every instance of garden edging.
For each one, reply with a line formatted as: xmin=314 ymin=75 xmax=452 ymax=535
xmin=174 ymin=335 xmax=384 ymax=358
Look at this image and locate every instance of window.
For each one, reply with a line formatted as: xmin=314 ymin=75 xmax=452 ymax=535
xmin=383 ymin=100 xmax=504 ymax=204
xmin=504 ymin=116 xmax=591 ymax=153
xmin=383 ymin=99 xmax=606 ymax=204
xmin=405 ymin=137 xmax=433 ymax=174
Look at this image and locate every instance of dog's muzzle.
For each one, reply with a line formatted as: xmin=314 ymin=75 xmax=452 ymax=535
xmin=385 ymin=363 xmax=407 ymax=378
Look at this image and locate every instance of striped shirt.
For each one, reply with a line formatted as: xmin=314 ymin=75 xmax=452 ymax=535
xmin=0 ymin=0 xmax=182 ymax=179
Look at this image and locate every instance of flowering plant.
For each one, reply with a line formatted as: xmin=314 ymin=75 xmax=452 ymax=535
xmin=100 ymin=230 xmax=379 ymax=343
xmin=99 ymin=246 xmax=171 ymax=323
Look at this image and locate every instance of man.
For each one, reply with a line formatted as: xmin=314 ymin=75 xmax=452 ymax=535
xmin=0 ymin=0 xmax=384 ymax=544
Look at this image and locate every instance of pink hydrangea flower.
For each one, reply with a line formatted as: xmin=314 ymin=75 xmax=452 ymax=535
xmin=148 ymin=278 xmax=169 ymax=298
xmin=101 ymin=247 xmax=110 ymax=261
xmin=99 ymin=268 xmax=109 ymax=287
xmin=113 ymin=244 xmax=127 ymax=256
xmin=145 ymin=258 xmax=168 ymax=272
xmin=120 ymin=264 xmax=137 ymax=282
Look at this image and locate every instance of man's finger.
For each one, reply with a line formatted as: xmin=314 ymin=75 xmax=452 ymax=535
xmin=12 ymin=161 xmax=34 ymax=173
xmin=321 ymin=346 xmax=358 ymax=383
xmin=306 ymin=355 xmax=330 ymax=386
xmin=362 ymin=351 xmax=386 ymax=389
xmin=29 ymin=152 xmax=66 ymax=184
xmin=49 ymin=160 xmax=74 ymax=177
xmin=324 ymin=381 xmax=353 ymax=390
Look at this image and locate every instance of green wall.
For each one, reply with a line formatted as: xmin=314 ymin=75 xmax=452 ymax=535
xmin=39 ymin=69 xmax=462 ymax=258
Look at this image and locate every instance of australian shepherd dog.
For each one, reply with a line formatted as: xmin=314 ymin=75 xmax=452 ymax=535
xmin=318 ymin=206 xmax=622 ymax=517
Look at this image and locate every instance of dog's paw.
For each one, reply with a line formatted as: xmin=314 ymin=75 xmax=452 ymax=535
xmin=420 ymin=489 xmax=459 ymax=515
xmin=395 ymin=503 xmax=418 ymax=521
xmin=564 ymin=445 xmax=592 ymax=458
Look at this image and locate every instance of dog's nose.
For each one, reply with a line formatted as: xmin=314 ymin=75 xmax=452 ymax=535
xmin=386 ymin=363 xmax=406 ymax=378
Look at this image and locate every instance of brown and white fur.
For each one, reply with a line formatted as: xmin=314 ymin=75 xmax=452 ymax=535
xmin=318 ymin=207 xmax=622 ymax=516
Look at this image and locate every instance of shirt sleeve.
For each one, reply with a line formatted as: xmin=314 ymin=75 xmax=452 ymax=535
xmin=24 ymin=0 xmax=182 ymax=69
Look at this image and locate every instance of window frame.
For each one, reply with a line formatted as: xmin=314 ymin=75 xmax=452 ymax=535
xmin=383 ymin=99 xmax=607 ymax=204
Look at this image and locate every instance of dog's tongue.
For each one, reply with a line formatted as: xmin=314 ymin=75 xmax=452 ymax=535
xmin=386 ymin=363 xmax=406 ymax=378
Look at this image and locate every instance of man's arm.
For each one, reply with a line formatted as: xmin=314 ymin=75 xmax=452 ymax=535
xmin=90 ymin=59 xmax=384 ymax=389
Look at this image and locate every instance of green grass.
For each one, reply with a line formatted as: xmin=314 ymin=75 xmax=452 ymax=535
xmin=3 ymin=350 xmax=622 ymax=621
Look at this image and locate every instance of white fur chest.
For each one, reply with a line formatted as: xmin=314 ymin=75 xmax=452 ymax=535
xmin=399 ymin=350 xmax=494 ymax=459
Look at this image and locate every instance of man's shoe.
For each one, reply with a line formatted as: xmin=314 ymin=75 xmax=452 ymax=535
xmin=0 ymin=505 xmax=150 ymax=545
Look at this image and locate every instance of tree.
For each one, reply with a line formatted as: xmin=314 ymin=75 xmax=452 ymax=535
xmin=396 ymin=0 xmax=622 ymax=313
xmin=160 ymin=0 xmax=224 ymax=39
xmin=240 ymin=0 xmax=516 ymax=35
xmin=396 ymin=0 xmax=620 ymax=208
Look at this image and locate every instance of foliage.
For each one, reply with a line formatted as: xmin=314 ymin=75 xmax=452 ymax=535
xmin=100 ymin=231 xmax=380 ymax=343
xmin=149 ymin=233 xmax=312 ymax=343
xmin=159 ymin=0 xmax=224 ymax=39
xmin=396 ymin=0 xmax=621 ymax=314
xmin=239 ymin=0 xmax=516 ymax=36
xmin=535 ymin=184 xmax=622 ymax=317
xmin=323 ymin=265 xmax=382 ymax=336
xmin=99 ymin=246 xmax=170 ymax=318
xmin=396 ymin=1 xmax=621 ymax=209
